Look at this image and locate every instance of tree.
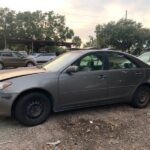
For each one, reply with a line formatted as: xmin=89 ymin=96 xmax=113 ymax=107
xmin=0 ymin=7 xmax=16 ymax=49
xmin=15 ymin=10 xmax=74 ymax=41
xmin=83 ymin=36 xmax=97 ymax=48
xmin=95 ymin=19 xmax=150 ymax=54
xmin=72 ymin=36 xmax=82 ymax=48
xmin=0 ymin=8 xmax=74 ymax=49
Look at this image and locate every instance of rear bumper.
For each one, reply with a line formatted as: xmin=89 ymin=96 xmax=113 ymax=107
xmin=0 ymin=92 xmax=17 ymax=116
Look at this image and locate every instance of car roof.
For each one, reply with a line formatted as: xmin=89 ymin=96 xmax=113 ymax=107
xmin=69 ymin=48 xmax=127 ymax=55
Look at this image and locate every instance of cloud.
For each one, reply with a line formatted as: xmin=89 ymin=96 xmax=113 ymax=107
xmin=63 ymin=0 xmax=150 ymax=42
xmin=0 ymin=0 xmax=66 ymax=12
xmin=1 ymin=0 xmax=150 ymax=43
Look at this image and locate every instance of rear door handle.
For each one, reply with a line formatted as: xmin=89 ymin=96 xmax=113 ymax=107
xmin=122 ymin=70 xmax=127 ymax=74
xmin=98 ymin=74 xmax=107 ymax=79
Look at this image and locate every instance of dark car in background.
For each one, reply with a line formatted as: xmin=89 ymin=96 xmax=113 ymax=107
xmin=0 ymin=51 xmax=36 ymax=69
xmin=0 ymin=49 xmax=150 ymax=126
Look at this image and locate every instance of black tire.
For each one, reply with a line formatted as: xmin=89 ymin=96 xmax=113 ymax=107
xmin=15 ymin=92 xmax=51 ymax=126
xmin=0 ymin=62 xmax=4 ymax=70
xmin=26 ymin=62 xmax=35 ymax=67
xmin=132 ymin=86 xmax=150 ymax=108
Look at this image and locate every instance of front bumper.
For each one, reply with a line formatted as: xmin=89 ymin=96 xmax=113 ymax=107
xmin=0 ymin=92 xmax=17 ymax=116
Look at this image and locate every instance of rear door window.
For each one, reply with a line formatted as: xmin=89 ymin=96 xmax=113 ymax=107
xmin=108 ymin=52 xmax=138 ymax=69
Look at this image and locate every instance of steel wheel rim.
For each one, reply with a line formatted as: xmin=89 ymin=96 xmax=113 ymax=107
xmin=138 ymin=90 xmax=149 ymax=104
xmin=26 ymin=100 xmax=44 ymax=118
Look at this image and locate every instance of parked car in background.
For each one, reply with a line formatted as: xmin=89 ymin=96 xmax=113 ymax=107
xmin=0 ymin=51 xmax=36 ymax=69
xmin=29 ymin=53 xmax=41 ymax=58
xmin=29 ymin=53 xmax=56 ymax=64
xmin=18 ymin=51 xmax=28 ymax=57
xmin=0 ymin=49 xmax=150 ymax=126
xmin=138 ymin=52 xmax=150 ymax=65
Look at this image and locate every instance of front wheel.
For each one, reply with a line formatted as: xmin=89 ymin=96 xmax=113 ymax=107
xmin=132 ymin=86 xmax=150 ymax=108
xmin=15 ymin=92 xmax=51 ymax=126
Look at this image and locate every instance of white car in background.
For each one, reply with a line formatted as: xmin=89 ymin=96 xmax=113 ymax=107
xmin=29 ymin=53 xmax=56 ymax=64
xmin=138 ymin=52 xmax=150 ymax=65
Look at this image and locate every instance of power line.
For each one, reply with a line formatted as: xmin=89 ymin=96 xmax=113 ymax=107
xmin=60 ymin=11 xmax=100 ymax=17
xmin=58 ymin=11 xmax=123 ymax=19
xmin=66 ymin=20 xmax=109 ymax=23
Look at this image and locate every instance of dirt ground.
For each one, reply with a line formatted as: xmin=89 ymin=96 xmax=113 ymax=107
xmin=0 ymin=103 xmax=150 ymax=150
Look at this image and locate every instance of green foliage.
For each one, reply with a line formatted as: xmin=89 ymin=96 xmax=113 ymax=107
xmin=0 ymin=7 xmax=75 ymax=49
xmin=0 ymin=8 xmax=16 ymax=49
xmin=95 ymin=19 xmax=150 ymax=54
xmin=44 ymin=45 xmax=67 ymax=53
xmin=72 ymin=36 xmax=82 ymax=48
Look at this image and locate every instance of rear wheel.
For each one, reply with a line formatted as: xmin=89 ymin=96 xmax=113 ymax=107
xmin=26 ymin=62 xmax=35 ymax=67
xmin=15 ymin=92 xmax=51 ymax=126
xmin=0 ymin=62 xmax=4 ymax=70
xmin=132 ymin=86 xmax=150 ymax=108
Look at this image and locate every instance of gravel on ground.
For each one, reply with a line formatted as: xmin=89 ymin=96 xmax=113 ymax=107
xmin=0 ymin=103 xmax=150 ymax=150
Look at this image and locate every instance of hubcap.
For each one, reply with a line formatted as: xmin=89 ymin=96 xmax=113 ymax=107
xmin=26 ymin=100 xmax=43 ymax=118
xmin=138 ymin=91 xmax=149 ymax=104
xmin=27 ymin=63 xmax=34 ymax=67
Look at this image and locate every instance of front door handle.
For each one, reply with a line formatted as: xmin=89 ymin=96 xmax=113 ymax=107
xmin=135 ymin=72 xmax=143 ymax=75
xmin=98 ymin=74 xmax=107 ymax=79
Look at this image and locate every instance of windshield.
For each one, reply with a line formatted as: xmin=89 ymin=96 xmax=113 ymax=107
xmin=43 ymin=52 xmax=81 ymax=72
xmin=139 ymin=53 xmax=150 ymax=63
xmin=13 ymin=52 xmax=24 ymax=58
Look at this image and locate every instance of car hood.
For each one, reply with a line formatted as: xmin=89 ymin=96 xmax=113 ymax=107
xmin=0 ymin=67 xmax=46 ymax=81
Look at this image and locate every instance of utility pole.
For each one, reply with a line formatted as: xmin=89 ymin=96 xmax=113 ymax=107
xmin=4 ymin=23 xmax=7 ymax=49
xmin=3 ymin=15 xmax=7 ymax=49
xmin=31 ymin=35 xmax=36 ymax=54
xmin=125 ymin=10 xmax=127 ymax=20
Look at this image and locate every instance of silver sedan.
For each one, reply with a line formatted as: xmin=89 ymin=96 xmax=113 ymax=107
xmin=0 ymin=49 xmax=150 ymax=126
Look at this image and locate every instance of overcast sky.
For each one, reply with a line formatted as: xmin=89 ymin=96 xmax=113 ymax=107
xmin=0 ymin=0 xmax=150 ymax=43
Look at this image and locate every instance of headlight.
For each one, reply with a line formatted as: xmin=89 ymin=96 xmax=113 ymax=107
xmin=0 ymin=81 xmax=12 ymax=90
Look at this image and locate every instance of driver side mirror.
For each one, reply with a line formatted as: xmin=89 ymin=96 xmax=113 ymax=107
xmin=66 ymin=65 xmax=79 ymax=74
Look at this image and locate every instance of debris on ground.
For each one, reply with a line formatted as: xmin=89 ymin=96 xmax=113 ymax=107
xmin=0 ymin=104 xmax=149 ymax=150
xmin=45 ymin=140 xmax=62 ymax=150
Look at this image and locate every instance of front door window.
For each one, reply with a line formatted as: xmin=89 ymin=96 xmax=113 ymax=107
xmin=74 ymin=53 xmax=104 ymax=72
